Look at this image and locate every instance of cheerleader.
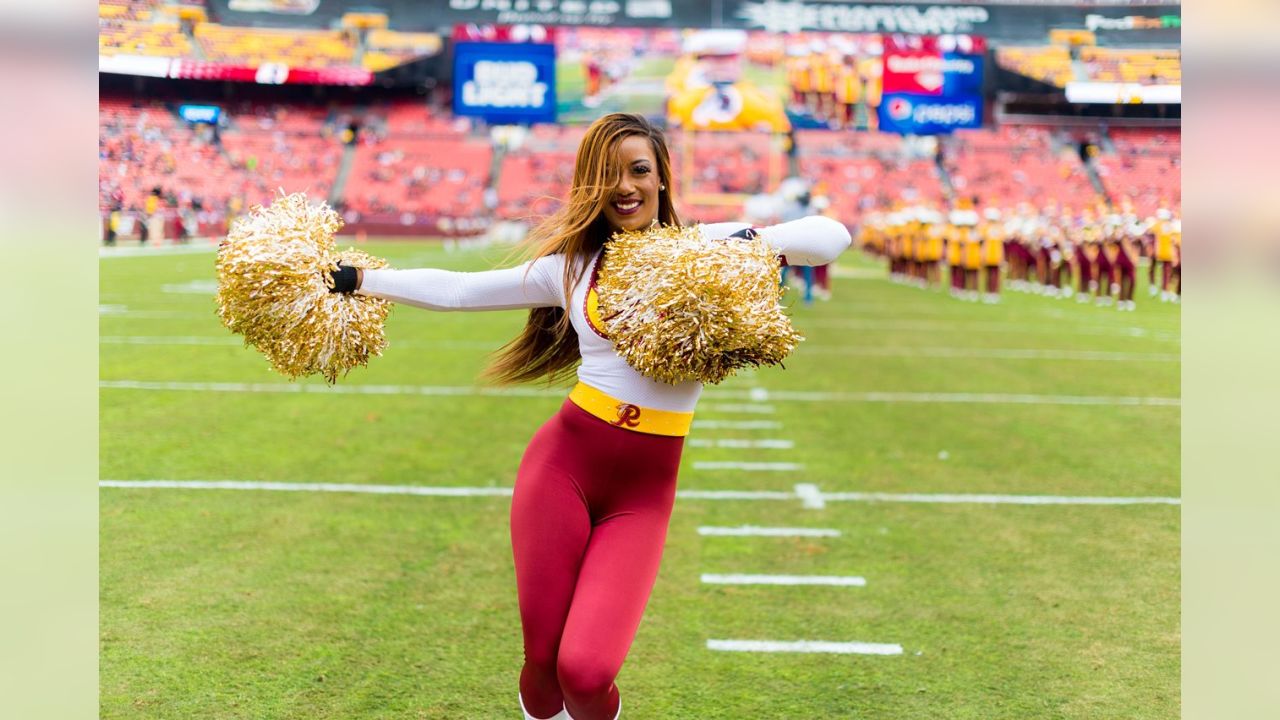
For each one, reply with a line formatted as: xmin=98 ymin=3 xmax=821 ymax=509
xmin=330 ymin=113 xmax=849 ymax=720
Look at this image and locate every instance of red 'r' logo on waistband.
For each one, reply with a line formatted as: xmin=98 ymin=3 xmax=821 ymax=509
xmin=613 ymin=403 xmax=642 ymax=428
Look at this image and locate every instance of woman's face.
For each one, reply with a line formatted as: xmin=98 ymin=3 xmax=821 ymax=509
xmin=602 ymin=134 xmax=662 ymax=233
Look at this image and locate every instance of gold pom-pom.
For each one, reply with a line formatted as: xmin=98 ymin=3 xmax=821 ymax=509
xmin=215 ymin=192 xmax=391 ymax=384
xmin=595 ymin=224 xmax=803 ymax=385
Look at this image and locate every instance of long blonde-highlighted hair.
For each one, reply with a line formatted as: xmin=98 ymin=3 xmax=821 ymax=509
xmin=484 ymin=113 xmax=681 ymax=385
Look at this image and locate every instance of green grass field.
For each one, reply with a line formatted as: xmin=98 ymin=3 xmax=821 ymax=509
xmin=100 ymin=241 xmax=1180 ymax=719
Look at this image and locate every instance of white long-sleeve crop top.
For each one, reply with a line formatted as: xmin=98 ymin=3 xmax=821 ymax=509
xmin=357 ymin=216 xmax=851 ymax=412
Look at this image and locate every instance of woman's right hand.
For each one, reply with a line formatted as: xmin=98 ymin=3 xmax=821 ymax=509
xmin=328 ymin=264 xmax=363 ymax=293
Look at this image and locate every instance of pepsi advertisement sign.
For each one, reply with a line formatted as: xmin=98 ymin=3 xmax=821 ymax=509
xmin=453 ymin=41 xmax=556 ymax=124
xmin=878 ymin=93 xmax=982 ymax=135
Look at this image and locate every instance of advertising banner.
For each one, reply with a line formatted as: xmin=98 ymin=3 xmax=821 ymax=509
xmin=453 ymin=41 xmax=558 ymax=124
xmin=877 ymin=92 xmax=981 ymax=134
xmin=941 ymin=50 xmax=983 ymax=96
xmin=881 ymin=35 xmax=984 ymax=96
xmin=142 ymin=59 xmax=375 ymax=85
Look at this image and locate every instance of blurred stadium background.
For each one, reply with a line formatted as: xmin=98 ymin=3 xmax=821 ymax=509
xmin=99 ymin=1 xmax=1181 ymax=718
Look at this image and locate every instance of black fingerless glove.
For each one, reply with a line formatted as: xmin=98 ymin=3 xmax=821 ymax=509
xmin=328 ymin=264 xmax=359 ymax=293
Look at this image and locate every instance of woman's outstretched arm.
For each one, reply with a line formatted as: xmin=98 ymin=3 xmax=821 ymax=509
xmin=702 ymin=216 xmax=852 ymax=266
xmin=345 ymin=254 xmax=567 ymax=311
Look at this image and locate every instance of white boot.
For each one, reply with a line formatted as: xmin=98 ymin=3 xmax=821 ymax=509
xmin=520 ymin=693 xmax=569 ymax=720
xmin=556 ymin=697 xmax=620 ymax=720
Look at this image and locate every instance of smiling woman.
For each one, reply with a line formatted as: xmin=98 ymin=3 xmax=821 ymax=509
xmin=329 ymin=112 xmax=849 ymax=720
xmin=600 ymin=135 xmax=663 ymax=232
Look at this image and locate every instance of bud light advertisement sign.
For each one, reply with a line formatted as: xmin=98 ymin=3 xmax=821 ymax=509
xmin=878 ymin=93 xmax=982 ymax=135
xmin=453 ymin=41 xmax=557 ymax=124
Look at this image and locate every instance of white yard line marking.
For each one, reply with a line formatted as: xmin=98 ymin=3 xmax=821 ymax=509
xmin=813 ymin=298 xmax=1179 ymax=328
xmin=761 ymin=390 xmax=1180 ymax=407
xmin=701 ymin=574 xmax=866 ymax=587
xmin=98 ymin=380 xmax=1180 ymax=407
xmin=161 ymin=280 xmax=219 ymax=294
xmin=99 ymin=480 xmax=1181 ymax=506
xmin=693 ymin=462 xmax=804 ymax=472
xmin=99 ymin=479 xmax=514 ymax=496
xmin=801 ymin=346 xmax=1180 ymax=362
xmin=101 ymin=336 xmax=241 ymax=346
xmin=98 ymin=380 xmax=561 ymax=398
xmin=697 ymin=526 xmax=840 ymax=537
xmin=794 ymin=483 xmax=826 ymax=509
xmin=677 ymin=489 xmax=797 ymax=501
xmin=98 ymin=336 xmax=497 ymax=350
xmin=98 ymin=308 xmax=205 ymax=318
xmin=706 ymin=639 xmax=903 ymax=656
xmin=95 ymin=335 xmax=1179 ymax=363
xmin=99 ymin=241 xmax=220 ymax=258
xmin=687 ymin=438 xmax=794 ymax=449
xmin=803 ymin=318 xmax=1180 ymax=341
xmin=821 ymin=491 xmax=1182 ymax=506
xmin=692 ymin=420 xmax=783 ymax=430
xmin=828 ymin=267 xmax=885 ymax=279
xmin=699 ymin=403 xmax=777 ymax=414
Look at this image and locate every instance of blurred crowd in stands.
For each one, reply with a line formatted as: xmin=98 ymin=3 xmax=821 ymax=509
xmin=99 ymin=93 xmax=1179 ymax=249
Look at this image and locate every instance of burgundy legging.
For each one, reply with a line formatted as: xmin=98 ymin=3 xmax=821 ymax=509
xmin=512 ymin=399 xmax=684 ymax=720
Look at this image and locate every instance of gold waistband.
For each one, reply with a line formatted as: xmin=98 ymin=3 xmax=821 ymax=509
xmin=568 ymin=382 xmax=694 ymax=437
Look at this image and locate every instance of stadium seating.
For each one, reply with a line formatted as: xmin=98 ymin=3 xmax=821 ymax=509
xmin=496 ymin=149 xmax=577 ymax=220
xmin=669 ymin=131 xmax=775 ymax=196
xmin=796 ymin=131 xmax=944 ymax=223
xmin=1095 ymin=128 xmax=1181 ymax=216
xmin=374 ymin=101 xmax=472 ymax=137
xmin=99 ymin=0 xmax=434 ymax=74
xmin=99 ymin=97 xmax=343 ymax=229
xmin=1108 ymin=127 xmax=1181 ymax=156
xmin=98 ymin=0 xmax=160 ymax=22
xmin=363 ymin=30 xmax=444 ymax=72
xmin=99 ymin=20 xmax=192 ymax=57
xmin=494 ymin=125 xmax=584 ymax=220
xmin=1079 ymin=47 xmax=1181 ymax=85
xmin=996 ymin=46 xmax=1074 ymax=88
xmin=195 ymin=24 xmax=357 ymax=68
xmin=344 ymin=135 xmax=492 ymax=221
xmin=942 ymin=126 xmax=1100 ymax=211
